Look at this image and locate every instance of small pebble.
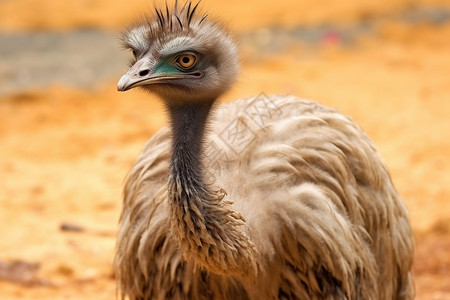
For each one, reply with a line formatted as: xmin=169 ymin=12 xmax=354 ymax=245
xmin=60 ymin=222 xmax=85 ymax=232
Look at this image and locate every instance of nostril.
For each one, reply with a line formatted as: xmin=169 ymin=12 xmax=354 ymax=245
xmin=139 ymin=70 xmax=149 ymax=77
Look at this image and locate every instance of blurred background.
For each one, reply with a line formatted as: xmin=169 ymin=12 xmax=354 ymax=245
xmin=0 ymin=0 xmax=449 ymax=299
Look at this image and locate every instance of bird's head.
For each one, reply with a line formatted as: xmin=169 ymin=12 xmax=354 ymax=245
xmin=117 ymin=1 xmax=239 ymax=104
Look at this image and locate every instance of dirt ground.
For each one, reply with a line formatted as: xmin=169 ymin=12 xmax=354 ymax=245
xmin=1 ymin=0 xmax=450 ymax=299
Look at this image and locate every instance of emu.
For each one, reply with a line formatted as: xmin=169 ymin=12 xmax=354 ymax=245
xmin=114 ymin=2 xmax=414 ymax=299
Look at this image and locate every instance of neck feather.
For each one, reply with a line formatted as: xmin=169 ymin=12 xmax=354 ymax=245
xmin=165 ymin=100 xmax=258 ymax=278
xmin=168 ymin=101 xmax=211 ymax=196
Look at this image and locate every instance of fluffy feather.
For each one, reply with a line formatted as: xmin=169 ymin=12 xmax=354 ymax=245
xmin=115 ymin=95 xmax=414 ymax=299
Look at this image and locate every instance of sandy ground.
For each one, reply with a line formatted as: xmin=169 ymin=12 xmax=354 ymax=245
xmin=1 ymin=0 xmax=450 ymax=299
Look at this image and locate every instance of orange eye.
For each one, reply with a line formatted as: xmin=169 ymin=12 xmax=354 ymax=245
xmin=176 ymin=54 xmax=196 ymax=69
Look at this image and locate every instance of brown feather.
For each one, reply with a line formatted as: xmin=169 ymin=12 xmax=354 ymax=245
xmin=115 ymin=96 xmax=414 ymax=299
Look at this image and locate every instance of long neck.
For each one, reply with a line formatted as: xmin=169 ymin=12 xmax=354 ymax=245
xmin=168 ymin=101 xmax=211 ymax=197
xmin=166 ymin=100 xmax=258 ymax=278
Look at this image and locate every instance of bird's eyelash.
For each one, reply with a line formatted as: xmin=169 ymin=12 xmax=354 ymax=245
xmin=171 ymin=50 xmax=200 ymax=59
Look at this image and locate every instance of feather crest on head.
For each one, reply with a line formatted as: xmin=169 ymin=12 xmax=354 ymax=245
xmin=121 ymin=1 xmax=213 ymax=54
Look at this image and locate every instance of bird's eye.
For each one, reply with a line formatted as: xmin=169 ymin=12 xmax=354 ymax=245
xmin=176 ymin=54 xmax=197 ymax=69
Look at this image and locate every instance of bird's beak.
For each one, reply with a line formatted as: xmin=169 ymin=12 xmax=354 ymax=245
xmin=117 ymin=57 xmax=203 ymax=92
xmin=117 ymin=57 xmax=159 ymax=92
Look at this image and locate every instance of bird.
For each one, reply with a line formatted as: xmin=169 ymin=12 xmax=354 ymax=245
xmin=114 ymin=1 xmax=415 ymax=299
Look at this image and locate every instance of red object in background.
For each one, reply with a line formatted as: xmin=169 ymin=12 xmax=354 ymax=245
xmin=322 ymin=30 xmax=341 ymax=46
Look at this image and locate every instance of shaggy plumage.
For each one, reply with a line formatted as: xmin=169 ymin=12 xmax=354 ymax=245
xmin=114 ymin=2 xmax=414 ymax=299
